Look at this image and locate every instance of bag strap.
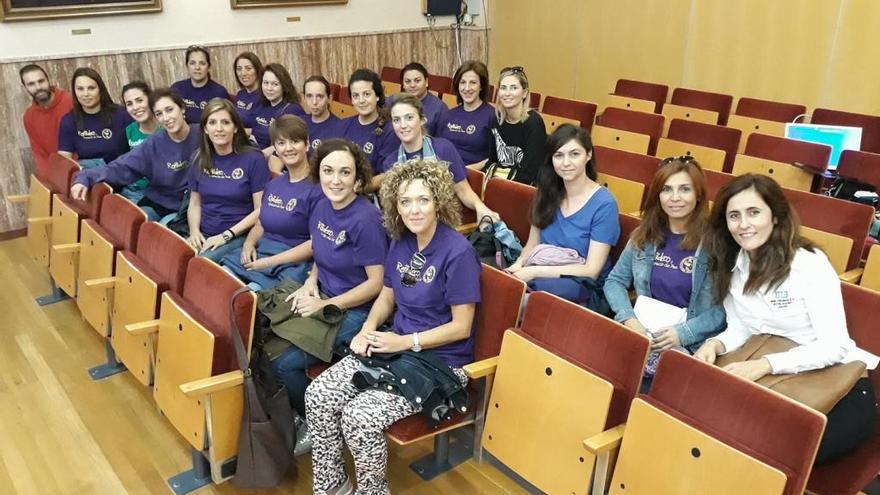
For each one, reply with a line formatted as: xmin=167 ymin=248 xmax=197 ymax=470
xmin=229 ymin=286 xmax=253 ymax=374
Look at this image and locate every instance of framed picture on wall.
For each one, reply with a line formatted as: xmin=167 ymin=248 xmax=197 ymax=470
xmin=231 ymin=0 xmax=347 ymax=9
xmin=1 ymin=0 xmax=162 ymax=22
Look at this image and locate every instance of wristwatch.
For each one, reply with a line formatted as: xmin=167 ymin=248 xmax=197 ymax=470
xmin=411 ymin=332 xmax=422 ymax=352
xmin=222 ymin=229 xmax=234 ymax=242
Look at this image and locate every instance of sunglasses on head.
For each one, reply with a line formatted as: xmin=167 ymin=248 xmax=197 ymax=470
xmin=501 ymin=66 xmax=525 ymax=75
xmin=659 ymin=155 xmax=697 ymax=167
xmin=401 ymin=251 xmax=427 ymax=288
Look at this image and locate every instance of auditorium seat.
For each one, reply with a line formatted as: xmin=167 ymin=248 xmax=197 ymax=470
xmin=666 ymin=119 xmax=742 ymax=173
xmin=661 ymin=103 xmax=719 ymax=135
xmin=605 ymin=94 xmax=656 ymax=114
xmin=812 ymin=107 xmax=880 ymax=155
xmin=479 ymin=291 xmax=649 ymax=495
xmin=541 ymin=95 xmax=598 ymax=130
xmin=732 ymin=154 xmax=813 ymax=191
xmin=587 ymin=350 xmax=825 ymax=495
xmin=611 ymin=213 xmax=641 ymax=263
xmin=597 ymin=173 xmax=644 ymax=214
xmin=807 ymin=282 xmax=880 ymax=495
xmin=595 ymin=107 xmax=665 ymax=155
xmin=328 ymin=82 xmax=341 ymax=101
xmin=458 ymin=168 xmax=485 ymax=232
xmin=329 ymin=101 xmax=356 ymax=119
xmin=736 ymin=134 xmax=831 ymax=191
xmin=77 ymin=194 xmax=148 ymax=379
xmin=836 ymin=149 xmax=880 ymax=192
xmin=655 ymin=138 xmax=726 ymax=172
xmin=151 ymin=257 xmax=257 ymax=492
xmin=539 ymin=112 xmax=580 ymax=135
xmin=482 ymin=177 xmax=537 ymax=245
xmin=735 ymin=96 xmax=807 ymax=123
xmin=380 ymin=66 xmax=402 ymax=83
xmin=613 ymin=79 xmax=669 ymax=113
xmin=336 ymin=86 xmax=351 ymax=105
xmin=859 ymin=245 xmax=880 ymax=292
xmin=115 ymin=222 xmax=195 ymax=387
xmin=441 ymin=92 xmax=457 ymax=109
xmin=594 ymin=146 xmax=661 ymax=210
xmin=670 ymin=87 xmax=734 ymax=125
xmin=726 ymin=115 xmax=787 ymax=154
xmin=427 ymin=74 xmax=453 ymax=95
xmin=703 ymin=168 xmax=735 ymax=202
xmin=381 ymin=81 xmax=401 ymax=97
xmin=528 ymin=91 xmax=542 ymax=110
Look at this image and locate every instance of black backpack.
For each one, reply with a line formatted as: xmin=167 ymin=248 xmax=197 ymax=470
xmin=467 ymin=216 xmax=507 ymax=268
xmin=827 ymin=176 xmax=879 ymax=208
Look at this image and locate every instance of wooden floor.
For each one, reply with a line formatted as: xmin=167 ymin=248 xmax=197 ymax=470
xmin=0 ymin=237 xmax=530 ymax=495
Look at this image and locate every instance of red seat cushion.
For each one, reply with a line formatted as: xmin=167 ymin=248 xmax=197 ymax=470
xmin=614 ymin=79 xmax=668 ymax=113
xmin=735 ymin=97 xmax=806 ymax=123
xmin=597 ymin=107 xmax=665 ymax=155
xmin=135 ymin=222 xmax=194 ymax=295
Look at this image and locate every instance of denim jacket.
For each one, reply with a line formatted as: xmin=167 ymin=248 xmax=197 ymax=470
xmin=603 ymin=239 xmax=726 ymax=352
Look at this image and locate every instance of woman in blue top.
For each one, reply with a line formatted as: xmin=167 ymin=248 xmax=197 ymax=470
xmin=243 ymin=62 xmax=307 ymax=162
xmin=305 ymin=159 xmax=480 ymax=495
xmin=186 ymin=99 xmax=270 ymax=262
xmin=170 ymin=45 xmax=229 ymax=124
xmin=221 ymin=115 xmax=322 ymax=290
xmin=58 ymin=67 xmax=131 ymax=168
xmin=604 ymin=157 xmax=725 ymax=387
xmin=507 ymin=124 xmax=619 ymax=312
xmin=232 ymin=52 xmax=264 ymax=118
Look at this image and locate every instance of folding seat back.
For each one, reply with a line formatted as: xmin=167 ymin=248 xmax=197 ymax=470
xmin=670 ymin=87 xmax=734 ymax=125
xmin=329 ymin=101 xmax=356 ymax=119
xmin=482 ymin=178 xmax=536 ymax=246
xmin=613 ymin=79 xmax=668 ymax=113
xmin=727 ymin=115 xmax=787 ymax=154
xmin=703 ymin=168 xmax=735 ymax=202
xmin=112 ymin=222 xmax=195 ymax=387
xmin=77 ymin=194 xmax=147 ymax=337
xmin=596 ymin=107 xmax=665 ymax=155
xmin=735 ymin=97 xmax=806 ymax=123
xmin=666 ymin=118 xmax=742 ymax=173
xmin=336 ymin=86 xmax=351 ymax=105
xmin=381 ymin=81 xmax=401 ymax=98
xmin=459 ymin=168 xmax=485 ymax=229
xmin=782 ymin=187 xmax=873 ymax=271
xmin=539 ymin=112 xmax=580 ymax=135
xmin=541 ymin=95 xmax=598 ymax=130
xmin=380 ymin=66 xmax=402 ymax=83
xmin=611 ymin=213 xmax=641 ymax=263
xmin=745 ymin=133 xmax=831 ymax=175
xmin=610 ymin=351 xmax=825 ymax=495
xmin=427 ymin=74 xmax=453 ymax=95
xmin=153 ymin=257 xmax=256 ymax=484
xmin=481 ymin=292 xmax=649 ymax=495
xmin=656 ymin=137 xmax=726 ymax=172
xmin=328 ymin=82 xmax=341 ymax=101
xmin=594 ymin=146 xmax=660 ymax=210
xmin=859 ymin=244 xmax=880 ymax=292
xmin=812 ymin=107 xmax=880 ymax=155
xmin=732 ymin=154 xmax=813 ymax=191
xmin=836 ymin=149 xmax=880 ymax=191
xmin=441 ymin=92 xmax=457 ymax=109
xmin=597 ymin=173 xmax=644 ymax=214
xmin=528 ymin=91 xmax=542 ymax=110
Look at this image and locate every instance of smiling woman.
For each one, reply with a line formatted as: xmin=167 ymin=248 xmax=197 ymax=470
xmin=1 ymin=0 xmax=162 ymax=22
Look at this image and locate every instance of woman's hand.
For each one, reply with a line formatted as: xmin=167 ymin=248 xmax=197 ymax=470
xmin=188 ymin=231 xmax=206 ymax=251
xmin=240 ymin=243 xmax=258 ymax=264
xmin=200 ymin=234 xmax=227 ymax=253
xmin=506 ymin=261 xmax=523 ymax=273
xmin=292 ymin=294 xmax=328 ymax=318
xmin=623 ymin=318 xmax=648 ymax=336
xmin=693 ymin=339 xmax=723 ymax=364
xmin=70 ymin=184 xmax=88 ymax=201
xmin=723 ymin=358 xmax=772 ymax=382
xmin=350 ymin=331 xmax=371 ymax=356
xmin=650 ymin=326 xmax=681 ymax=351
xmin=475 ymin=204 xmax=501 ymax=223
xmin=360 ymin=329 xmax=409 ymax=355
xmin=510 ymin=265 xmax=539 ymax=282
xmin=284 ymin=280 xmax=321 ymax=316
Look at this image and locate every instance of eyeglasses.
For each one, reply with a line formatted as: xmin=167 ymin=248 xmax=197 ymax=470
xmin=659 ymin=155 xmax=698 ymax=167
xmin=401 ymin=251 xmax=427 ymax=287
xmin=501 ymin=66 xmax=525 ymax=75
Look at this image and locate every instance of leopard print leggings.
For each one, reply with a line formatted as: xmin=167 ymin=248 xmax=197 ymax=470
xmin=305 ymin=354 xmax=467 ymax=495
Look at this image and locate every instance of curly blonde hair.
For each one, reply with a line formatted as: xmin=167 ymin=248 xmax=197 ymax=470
xmin=379 ymin=159 xmax=461 ymax=239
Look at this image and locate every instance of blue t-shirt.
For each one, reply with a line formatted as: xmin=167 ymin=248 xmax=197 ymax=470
xmin=385 ymin=223 xmax=481 ymax=367
xmin=435 ymin=102 xmax=495 ymax=164
xmin=380 ymin=136 xmax=467 ymax=183
xmin=539 ymin=187 xmax=620 ymax=279
xmin=649 ymin=232 xmax=696 ymax=308
xmin=58 ymin=106 xmax=132 ymax=163
xmin=259 ymin=175 xmax=323 ymax=247
xmin=244 ymin=100 xmax=307 ymax=149
xmin=171 ymin=79 xmax=230 ymax=124
xmin=188 ymin=149 xmax=271 ymax=236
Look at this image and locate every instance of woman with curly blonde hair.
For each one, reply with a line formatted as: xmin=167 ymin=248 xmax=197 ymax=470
xmin=304 ymin=160 xmax=481 ymax=495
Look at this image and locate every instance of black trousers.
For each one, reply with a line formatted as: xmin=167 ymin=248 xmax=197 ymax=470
xmin=815 ymin=377 xmax=877 ymax=464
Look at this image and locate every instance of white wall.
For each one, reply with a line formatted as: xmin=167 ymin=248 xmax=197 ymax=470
xmin=0 ymin=0 xmax=483 ymax=61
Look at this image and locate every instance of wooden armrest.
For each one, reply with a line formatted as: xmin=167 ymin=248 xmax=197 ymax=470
xmin=126 ymin=319 xmax=160 ymax=336
xmin=52 ymin=243 xmax=80 ymax=254
xmin=28 ymin=217 xmax=52 ymax=225
xmin=181 ymin=370 xmax=243 ymax=398
xmin=7 ymin=194 xmax=30 ymax=203
xmin=84 ymin=277 xmax=115 ymax=290
xmin=583 ymin=423 xmax=626 ymax=455
xmin=840 ymin=267 xmax=863 ymax=284
xmin=464 ymin=356 xmax=498 ymax=379
xmin=456 ymin=222 xmax=477 ymax=235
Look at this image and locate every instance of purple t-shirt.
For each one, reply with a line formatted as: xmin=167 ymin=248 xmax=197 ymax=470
xmin=540 ymin=187 xmax=620 ymax=279
xmin=389 ymin=92 xmax=445 ymax=136
xmin=384 ymin=223 xmax=481 ymax=367
xmin=380 ymin=136 xmax=467 ymax=183
xmin=171 ymin=79 xmax=230 ymax=124
xmin=188 ymin=149 xmax=270 ymax=236
xmin=435 ymin=102 xmax=495 ymax=164
xmin=234 ymin=88 xmax=260 ymax=119
xmin=309 ymin=195 xmax=388 ymax=312
xmin=340 ymin=116 xmax=401 ymax=173
xmin=307 ymin=114 xmax=343 ymax=151
xmin=649 ymin=232 xmax=696 ymax=308
xmin=58 ymin=106 xmax=132 ymax=163
xmin=245 ymin=100 xmax=307 ymax=149
xmin=74 ymin=126 xmax=201 ymax=211
xmin=260 ymin=175 xmax=323 ymax=247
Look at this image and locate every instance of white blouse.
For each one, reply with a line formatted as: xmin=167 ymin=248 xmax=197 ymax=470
xmin=713 ymin=248 xmax=879 ymax=375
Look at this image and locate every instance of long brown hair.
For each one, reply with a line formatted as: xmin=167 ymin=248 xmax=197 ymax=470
xmin=706 ymin=174 xmax=817 ymax=302
xmin=631 ymin=157 xmax=708 ymax=251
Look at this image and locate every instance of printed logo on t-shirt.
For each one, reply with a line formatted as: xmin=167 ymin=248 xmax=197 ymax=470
xmin=199 ymin=101 xmax=207 ymax=110
xmin=167 ymin=160 xmax=187 ymax=171
xmin=77 ymin=129 xmax=112 ymax=140
xmin=363 ymin=142 xmax=374 ymax=154
xmin=446 ymin=123 xmax=464 ymax=134
xmin=311 ymin=138 xmax=322 ymax=149
xmin=466 ymin=124 xmax=476 ymax=135
xmin=102 ymin=129 xmax=113 ymax=139
xmin=231 ymin=167 xmax=244 ymax=180
xmin=236 ymin=101 xmax=253 ymax=111
xmin=317 ymin=221 xmax=347 ymax=246
xmin=679 ymin=256 xmax=696 ymax=274
xmin=183 ymin=98 xmax=198 ymax=109
xmin=285 ymin=198 xmax=297 ymax=211
xmin=422 ymin=265 xmax=436 ymax=283
xmin=256 ymin=117 xmax=271 ymax=127
xmin=769 ymin=290 xmax=795 ymax=310
xmin=267 ymin=193 xmax=284 ymax=209
xmin=335 ymin=230 xmax=347 ymax=246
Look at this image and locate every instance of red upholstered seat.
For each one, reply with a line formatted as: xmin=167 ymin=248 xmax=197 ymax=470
xmin=337 ymin=86 xmax=351 ymax=105
xmin=703 ymin=168 xmax=735 ymax=202
xmin=744 ymin=133 xmax=831 ymax=175
xmin=812 ymin=107 xmax=880 ymax=155
xmin=541 ymin=95 xmax=598 ymax=130
xmin=482 ymin=177 xmax=537 ymax=245
xmin=670 ymin=87 xmax=734 ymax=125
xmin=380 ymin=66 xmax=402 ymax=83
xmin=460 ymin=168 xmax=485 ymax=226
xmin=593 ymin=146 xmax=660 ymax=210
xmin=808 ymin=283 xmax=880 ymax=494
xmin=528 ymin=91 xmax=542 ymax=110
xmin=782 ymin=187 xmax=873 ymax=270
xmin=611 ymin=213 xmax=640 ymax=264
xmin=427 ymin=74 xmax=453 ymax=95
xmin=44 ymin=153 xmax=80 ymax=196
xmin=328 ymin=83 xmax=341 ymax=101
xmin=59 ymin=182 xmax=111 ymax=224
xmin=837 ymin=149 xmax=880 ymax=192
xmin=96 ymin=195 xmax=145 ymax=252
xmin=122 ymin=222 xmax=194 ymax=315
xmin=735 ymin=97 xmax=806 ymax=123
xmin=649 ymin=350 xmax=826 ymax=495
xmin=614 ymin=79 xmax=668 ymax=113
xmin=667 ymin=119 xmax=742 ymax=173
xmin=596 ymin=107 xmax=665 ymax=155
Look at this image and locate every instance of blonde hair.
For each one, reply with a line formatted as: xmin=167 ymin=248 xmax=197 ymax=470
xmin=495 ymin=67 xmax=531 ymax=124
xmin=378 ymin=159 xmax=461 ymax=239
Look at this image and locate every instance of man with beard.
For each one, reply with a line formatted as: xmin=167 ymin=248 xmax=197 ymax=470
xmin=20 ymin=64 xmax=73 ymax=179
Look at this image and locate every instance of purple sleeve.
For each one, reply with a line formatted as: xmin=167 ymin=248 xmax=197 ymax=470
xmin=74 ymin=136 xmax=153 ymax=187
xmin=436 ymin=138 xmax=467 ymax=183
xmin=188 ymin=161 xmax=202 ymax=192
xmin=443 ymin=243 xmax=481 ymax=306
xmin=375 ymin=125 xmax=401 ymax=172
xmin=353 ymin=207 xmax=388 ymax=266
xmin=383 ymin=240 xmax=401 ymax=287
xmin=58 ymin=113 xmax=75 ymax=153
xmin=248 ymin=152 xmax=271 ymax=193
xmin=380 ymin=149 xmax=400 ymax=174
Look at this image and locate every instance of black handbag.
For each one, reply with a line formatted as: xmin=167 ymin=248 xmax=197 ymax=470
xmin=229 ymin=287 xmax=296 ymax=488
xmin=467 ymin=215 xmax=507 ymax=268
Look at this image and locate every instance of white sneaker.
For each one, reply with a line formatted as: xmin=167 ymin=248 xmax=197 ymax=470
xmin=293 ymin=421 xmax=312 ymax=456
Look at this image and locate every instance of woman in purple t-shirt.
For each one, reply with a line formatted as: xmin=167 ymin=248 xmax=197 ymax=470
xmin=186 ymin=99 xmax=270 ymax=262
xmin=435 ymin=60 xmax=496 ymax=166
xmin=243 ymin=63 xmax=306 ymax=162
xmin=232 ymin=51 xmax=264 ymax=118
xmin=305 ymin=160 xmax=480 ymax=495
xmin=340 ymin=68 xmax=399 ymax=173
xmin=170 ymin=45 xmax=230 ymax=125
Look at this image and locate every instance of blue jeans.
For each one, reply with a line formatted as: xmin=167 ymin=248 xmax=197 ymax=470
xmin=220 ymin=238 xmax=312 ymax=290
xmin=528 ymin=276 xmax=610 ymax=315
xmin=199 ymin=237 xmax=246 ymax=263
xmin=272 ymin=308 xmax=367 ymax=415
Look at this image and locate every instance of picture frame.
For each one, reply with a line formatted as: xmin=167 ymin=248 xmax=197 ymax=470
xmin=231 ymin=0 xmax=347 ymax=9
xmin=0 ymin=0 xmax=162 ymax=22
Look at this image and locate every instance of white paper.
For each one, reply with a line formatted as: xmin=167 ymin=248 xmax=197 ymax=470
xmin=633 ymin=295 xmax=687 ymax=336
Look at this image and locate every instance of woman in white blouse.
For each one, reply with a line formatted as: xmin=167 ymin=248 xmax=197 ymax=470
xmin=694 ymin=173 xmax=877 ymax=463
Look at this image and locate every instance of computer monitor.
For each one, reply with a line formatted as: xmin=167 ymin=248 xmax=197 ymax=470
xmin=784 ymin=123 xmax=862 ymax=170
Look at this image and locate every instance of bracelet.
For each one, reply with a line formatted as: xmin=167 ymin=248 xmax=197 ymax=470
xmin=226 ymin=229 xmax=235 ymax=238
